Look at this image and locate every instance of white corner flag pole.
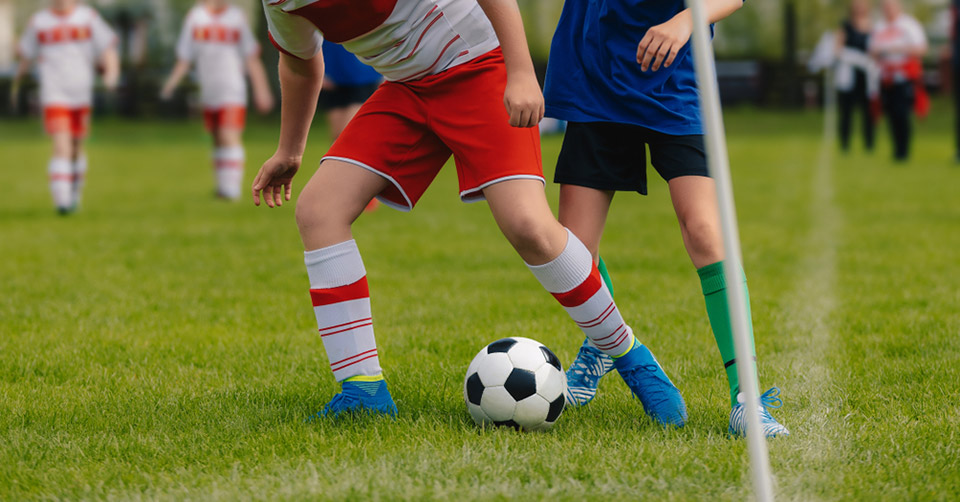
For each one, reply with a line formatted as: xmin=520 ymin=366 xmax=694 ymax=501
xmin=686 ymin=1 xmax=775 ymax=501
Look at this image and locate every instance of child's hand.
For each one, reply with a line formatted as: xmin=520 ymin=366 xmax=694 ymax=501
xmin=503 ymin=73 xmax=544 ymax=128
xmin=254 ymin=87 xmax=275 ymax=115
xmin=252 ymin=153 xmax=301 ymax=208
xmin=159 ymin=83 xmax=175 ymax=101
xmin=637 ymin=10 xmax=693 ymax=72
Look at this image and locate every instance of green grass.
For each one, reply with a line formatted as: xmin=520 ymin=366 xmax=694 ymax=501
xmin=1 ymin=107 xmax=959 ymax=500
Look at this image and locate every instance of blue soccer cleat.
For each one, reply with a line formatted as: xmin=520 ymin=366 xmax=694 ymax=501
xmin=728 ymin=387 xmax=790 ymax=438
xmin=565 ymin=338 xmax=614 ymax=407
xmin=318 ymin=378 xmax=398 ymax=419
xmin=614 ymin=339 xmax=687 ymax=427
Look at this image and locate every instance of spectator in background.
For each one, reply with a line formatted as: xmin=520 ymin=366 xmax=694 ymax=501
xmin=11 ymin=0 xmax=119 ymax=215
xmin=836 ymin=0 xmax=878 ymax=153
xmin=161 ymin=0 xmax=273 ymax=200
xmin=871 ymin=0 xmax=928 ymax=162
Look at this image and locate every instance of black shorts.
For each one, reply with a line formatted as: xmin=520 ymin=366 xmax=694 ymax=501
xmin=318 ymin=82 xmax=381 ymax=110
xmin=554 ymin=121 xmax=709 ymax=195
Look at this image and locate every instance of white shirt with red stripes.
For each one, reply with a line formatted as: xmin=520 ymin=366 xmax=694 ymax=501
xmin=871 ymin=14 xmax=928 ymax=82
xmin=262 ymin=0 xmax=500 ymax=82
xmin=17 ymin=5 xmax=116 ymax=108
xmin=176 ymin=5 xmax=261 ymax=108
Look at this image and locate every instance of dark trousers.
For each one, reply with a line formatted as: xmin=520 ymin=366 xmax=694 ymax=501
xmin=838 ymin=75 xmax=875 ymax=151
xmin=881 ymin=82 xmax=914 ymax=161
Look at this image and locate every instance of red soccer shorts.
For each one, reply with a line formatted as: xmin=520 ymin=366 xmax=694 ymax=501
xmin=322 ymin=48 xmax=543 ymax=211
xmin=203 ymin=106 xmax=247 ymax=132
xmin=44 ymin=106 xmax=91 ymax=138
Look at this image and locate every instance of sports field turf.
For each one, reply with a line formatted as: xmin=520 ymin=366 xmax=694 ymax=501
xmin=1 ymin=107 xmax=958 ymax=500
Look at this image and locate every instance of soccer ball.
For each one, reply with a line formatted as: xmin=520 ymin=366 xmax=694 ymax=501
xmin=463 ymin=337 xmax=566 ymax=431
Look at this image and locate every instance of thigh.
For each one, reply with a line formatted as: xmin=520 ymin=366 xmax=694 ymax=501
xmin=325 ymin=83 xmax=451 ymax=211
xmin=647 ymin=131 xmax=709 ymax=183
xmin=69 ymin=108 xmax=91 ymax=139
xmin=555 ymin=121 xmax=648 ymax=194
xmin=418 ymin=50 xmax=544 ymax=203
xmin=44 ymin=107 xmax=71 ymax=136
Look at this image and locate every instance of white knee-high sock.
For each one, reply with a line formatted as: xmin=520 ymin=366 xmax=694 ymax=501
xmin=527 ymin=229 xmax=637 ymax=357
xmin=213 ymin=146 xmax=244 ymax=199
xmin=72 ymin=154 xmax=87 ymax=207
xmin=48 ymin=157 xmax=73 ymax=209
xmin=305 ymin=240 xmax=382 ymax=381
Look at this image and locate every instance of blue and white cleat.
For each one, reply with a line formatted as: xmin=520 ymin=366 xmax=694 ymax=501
xmin=614 ymin=339 xmax=687 ymax=427
xmin=728 ymin=387 xmax=790 ymax=438
xmin=565 ymin=338 xmax=614 ymax=407
xmin=318 ymin=378 xmax=398 ymax=419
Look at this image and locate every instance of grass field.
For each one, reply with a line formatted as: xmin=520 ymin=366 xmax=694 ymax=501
xmin=2 ymin=107 xmax=959 ymax=501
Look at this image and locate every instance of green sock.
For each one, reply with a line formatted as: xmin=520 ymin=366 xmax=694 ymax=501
xmin=698 ymin=261 xmax=758 ymax=407
xmin=598 ymin=256 xmax=614 ymax=297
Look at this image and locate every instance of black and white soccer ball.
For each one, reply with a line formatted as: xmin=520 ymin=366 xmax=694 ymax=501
xmin=463 ymin=337 xmax=566 ymax=431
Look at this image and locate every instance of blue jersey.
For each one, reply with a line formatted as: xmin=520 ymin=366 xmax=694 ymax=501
xmin=321 ymin=42 xmax=382 ymax=87
xmin=544 ymin=0 xmax=709 ymax=135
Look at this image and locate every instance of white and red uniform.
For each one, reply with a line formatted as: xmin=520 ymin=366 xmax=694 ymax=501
xmin=176 ymin=4 xmax=261 ymax=131
xmin=263 ymin=0 xmax=542 ymax=211
xmin=871 ymin=13 xmax=928 ymax=84
xmin=18 ymin=5 xmax=116 ymax=137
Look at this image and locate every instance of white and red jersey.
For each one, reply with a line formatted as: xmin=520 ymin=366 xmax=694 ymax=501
xmin=262 ymin=0 xmax=500 ymax=83
xmin=871 ymin=14 xmax=928 ymax=83
xmin=176 ymin=4 xmax=261 ymax=108
xmin=17 ymin=5 xmax=116 ymax=108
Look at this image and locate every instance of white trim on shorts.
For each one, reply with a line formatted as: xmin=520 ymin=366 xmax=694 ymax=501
xmin=321 ymin=156 xmax=413 ymax=212
xmin=459 ymin=175 xmax=546 ymax=203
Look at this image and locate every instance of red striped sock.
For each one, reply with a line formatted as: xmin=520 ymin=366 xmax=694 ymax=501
xmin=527 ymin=229 xmax=636 ymax=358
xmin=305 ymin=240 xmax=382 ymax=381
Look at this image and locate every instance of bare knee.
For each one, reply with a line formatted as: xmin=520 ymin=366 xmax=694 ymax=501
xmin=680 ymin=216 xmax=723 ymax=265
xmin=295 ymin=185 xmax=351 ymax=239
xmin=501 ymin=215 xmax=566 ymax=265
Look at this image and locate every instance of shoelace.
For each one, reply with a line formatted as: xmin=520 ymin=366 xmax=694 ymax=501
xmin=759 ymin=387 xmax=783 ymax=410
xmin=623 ymin=364 xmax=670 ymax=403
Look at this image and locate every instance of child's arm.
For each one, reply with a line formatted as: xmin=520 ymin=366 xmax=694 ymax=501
xmin=9 ymin=57 xmax=31 ymax=110
xmin=477 ymin=0 xmax=544 ymax=128
xmin=99 ymin=46 xmax=120 ymax=91
xmin=160 ymin=60 xmax=191 ymax=100
xmin=251 ymin=52 xmax=324 ymax=208
xmin=637 ymin=0 xmax=743 ymax=72
xmin=246 ymin=54 xmax=275 ymax=114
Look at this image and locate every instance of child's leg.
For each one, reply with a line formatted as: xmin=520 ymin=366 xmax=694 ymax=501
xmin=667 ymin=175 xmax=758 ymax=405
xmin=296 ymin=159 xmax=396 ymax=417
xmin=668 ymin=176 xmax=789 ymax=437
xmin=48 ymin=131 xmax=74 ymax=212
xmin=71 ymin=138 xmax=87 ymax=208
xmin=557 ymin=184 xmax=618 ymax=405
xmin=213 ymin=126 xmax=245 ymax=200
xmin=484 ymin=179 xmax=686 ymax=426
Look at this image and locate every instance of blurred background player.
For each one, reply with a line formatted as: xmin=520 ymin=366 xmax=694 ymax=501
xmin=836 ymin=0 xmax=878 ymax=153
xmin=318 ymin=42 xmax=381 ymax=141
xmin=160 ymin=0 xmax=273 ymax=200
xmin=318 ymin=42 xmax=382 ymax=212
xmin=871 ymin=0 xmax=928 ymax=162
xmin=11 ymin=0 xmax=118 ymax=215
